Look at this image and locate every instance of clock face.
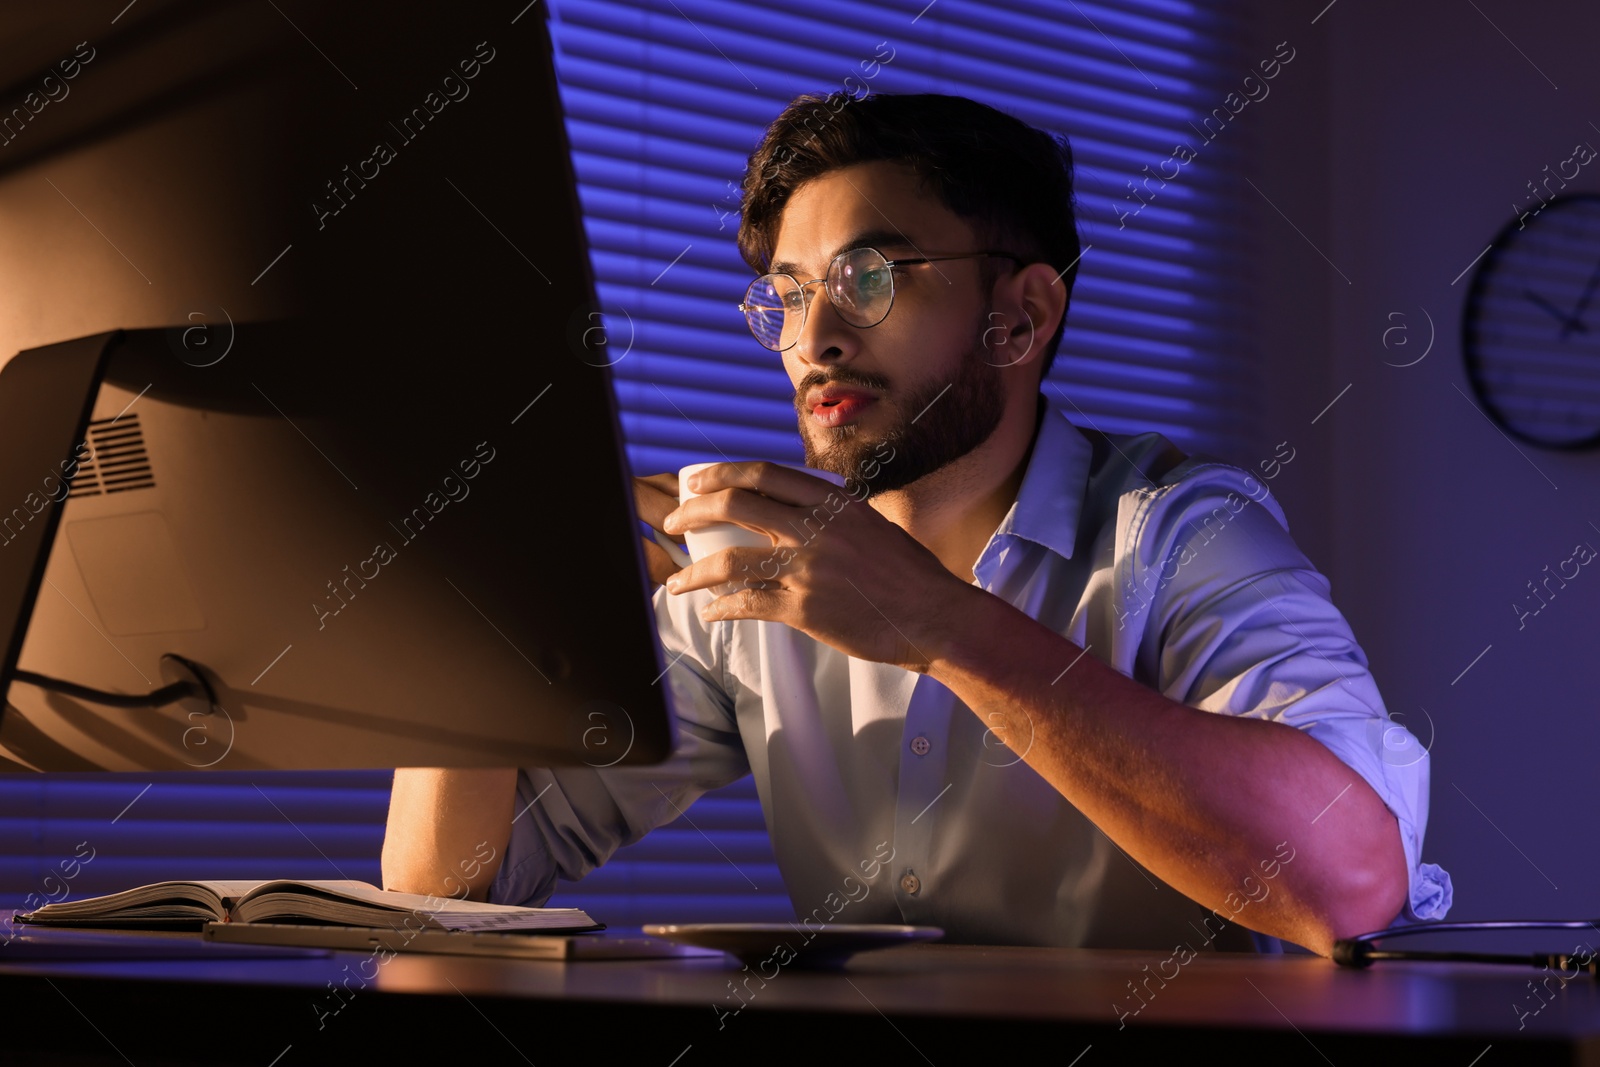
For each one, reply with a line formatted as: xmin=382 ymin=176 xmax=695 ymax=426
xmin=1464 ymin=193 xmax=1600 ymax=450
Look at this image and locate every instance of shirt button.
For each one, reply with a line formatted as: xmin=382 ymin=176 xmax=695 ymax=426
xmin=899 ymin=870 xmax=921 ymax=895
xmin=910 ymin=735 xmax=931 ymax=756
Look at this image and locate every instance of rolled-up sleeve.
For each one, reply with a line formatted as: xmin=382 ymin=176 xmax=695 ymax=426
xmin=1120 ymin=462 xmax=1452 ymax=924
xmin=488 ymin=584 xmax=750 ymax=907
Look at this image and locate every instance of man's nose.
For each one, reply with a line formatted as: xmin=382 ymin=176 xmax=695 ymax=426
xmin=794 ymin=281 xmax=857 ymax=367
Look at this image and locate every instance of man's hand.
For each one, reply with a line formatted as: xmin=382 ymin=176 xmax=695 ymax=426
xmin=659 ymin=461 xmax=970 ymax=671
xmin=634 ymin=472 xmax=687 ymax=589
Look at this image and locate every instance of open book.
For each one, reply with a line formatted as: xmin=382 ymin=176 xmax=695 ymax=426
xmin=14 ymin=879 xmax=600 ymax=933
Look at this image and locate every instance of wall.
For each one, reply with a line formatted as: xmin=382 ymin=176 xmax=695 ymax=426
xmin=1253 ymin=0 xmax=1600 ymax=922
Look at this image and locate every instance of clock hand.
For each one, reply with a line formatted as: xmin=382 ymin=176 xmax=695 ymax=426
xmin=1522 ymin=288 xmax=1587 ymax=335
xmin=1561 ymin=258 xmax=1600 ymax=339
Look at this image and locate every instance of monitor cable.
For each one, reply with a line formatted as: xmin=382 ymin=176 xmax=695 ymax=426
xmin=10 ymin=653 xmax=221 ymax=714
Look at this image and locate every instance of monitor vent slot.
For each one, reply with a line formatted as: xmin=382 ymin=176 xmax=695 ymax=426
xmin=66 ymin=414 xmax=157 ymax=498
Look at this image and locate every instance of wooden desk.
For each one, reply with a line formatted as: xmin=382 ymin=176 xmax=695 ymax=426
xmin=1 ymin=930 xmax=1597 ymax=1064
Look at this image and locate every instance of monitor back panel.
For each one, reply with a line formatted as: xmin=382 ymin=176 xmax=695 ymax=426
xmin=0 ymin=1 xmax=674 ymax=770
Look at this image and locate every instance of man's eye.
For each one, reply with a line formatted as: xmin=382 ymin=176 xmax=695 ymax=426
xmin=858 ymin=269 xmax=891 ymax=292
xmin=782 ymin=292 xmax=806 ymax=310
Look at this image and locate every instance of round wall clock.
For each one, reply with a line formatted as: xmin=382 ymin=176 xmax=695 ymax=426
xmin=1463 ymin=192 xmax=1600 ymax=450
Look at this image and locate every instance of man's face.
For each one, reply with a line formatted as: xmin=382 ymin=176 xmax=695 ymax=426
xmin=768 ymin=161 xmax=1008 ymax=496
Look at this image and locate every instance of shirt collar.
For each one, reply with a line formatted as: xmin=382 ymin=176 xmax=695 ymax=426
xmin=978 ymin=393 xmax=1092 ymax=569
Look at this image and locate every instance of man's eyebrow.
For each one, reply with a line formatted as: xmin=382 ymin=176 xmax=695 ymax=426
xmin=768 ymin=229 xmax=921 ymax=277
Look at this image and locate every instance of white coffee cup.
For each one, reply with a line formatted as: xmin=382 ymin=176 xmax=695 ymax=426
xmin=653 ymin=461 xmax=847 ymax=567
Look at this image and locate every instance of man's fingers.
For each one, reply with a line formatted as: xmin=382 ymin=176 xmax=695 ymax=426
xmin=636 ymin=474 xmax=690 ymax=589
xmin=640 ymin=537 xmax=682 ymax=589
xmin=638 ymin=472 xmax=679 ymax=494
xmin=634 ymin=473 xmax=683 ymax=536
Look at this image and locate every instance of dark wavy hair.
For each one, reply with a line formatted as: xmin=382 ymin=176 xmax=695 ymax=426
xmin=737 ymin=91 xmax=1081 ymax=380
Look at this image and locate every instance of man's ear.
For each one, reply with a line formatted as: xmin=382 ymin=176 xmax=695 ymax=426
xmin=981 ymin=262 xmax=1067 ymax=370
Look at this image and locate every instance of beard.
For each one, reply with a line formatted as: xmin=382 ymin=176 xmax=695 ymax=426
xmin=794 ymin=305 xmax=1007 ymax=498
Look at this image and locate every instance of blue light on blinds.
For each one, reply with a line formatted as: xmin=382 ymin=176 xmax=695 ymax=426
xmin=0 ymin=773 xmax=390 ymax=906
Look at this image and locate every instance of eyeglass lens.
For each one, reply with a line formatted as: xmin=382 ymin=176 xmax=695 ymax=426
xmin=742 ymin=248 xmax=895 ymax=351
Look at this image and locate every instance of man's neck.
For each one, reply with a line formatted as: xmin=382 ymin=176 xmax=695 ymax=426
xmin=869 ymin=393 xmax=1044 ymax=583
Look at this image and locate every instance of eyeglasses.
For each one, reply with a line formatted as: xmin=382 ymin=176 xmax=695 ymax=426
xmin=738 ymin=246 xmax=1019 ymax=352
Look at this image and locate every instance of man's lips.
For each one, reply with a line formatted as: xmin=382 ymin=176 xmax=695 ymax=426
xmin=807 ymin=385 xmax=877 ymax=409
xmin=809 ymin=391 xmax=877 ymax=427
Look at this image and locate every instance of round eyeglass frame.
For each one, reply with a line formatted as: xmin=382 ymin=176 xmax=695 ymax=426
xmin=737 ymin=247 xmax=1020 ymax=352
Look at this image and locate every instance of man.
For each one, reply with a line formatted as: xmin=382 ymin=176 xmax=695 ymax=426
xmin=383 ymin=92 xmax=1450 ymax=956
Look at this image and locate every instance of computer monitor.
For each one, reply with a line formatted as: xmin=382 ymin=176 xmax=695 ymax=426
xmin=0 ymin=1 xmax=674 ymax=771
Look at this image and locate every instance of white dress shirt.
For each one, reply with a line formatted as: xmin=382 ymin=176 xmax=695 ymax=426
xmin=488 ymin=394 xmax=1452 ymax=949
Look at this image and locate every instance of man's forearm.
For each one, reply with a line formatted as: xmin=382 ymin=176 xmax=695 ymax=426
xmin=921 ymin=584 xmax=1408 ymax=956
xmin=382 ymin=767 xmax=519 ymax=902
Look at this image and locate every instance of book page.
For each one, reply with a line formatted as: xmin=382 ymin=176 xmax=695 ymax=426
xmin=239 ymin=880 xmax=563 ymax=915
xmin=18 ymin=880 xmax=246 ymax=923
xmin=229 ymin=880 xmax=382 ymax=905
xmin=228 ymin=881 xmax=597 ymax=930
